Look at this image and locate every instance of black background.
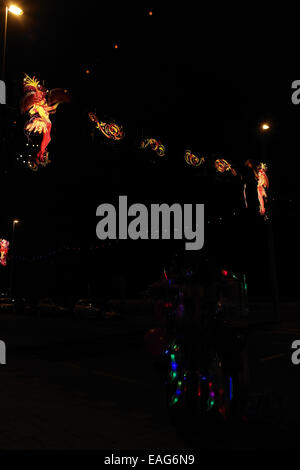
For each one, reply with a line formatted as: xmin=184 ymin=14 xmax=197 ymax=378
xmin=0 ymin=1 xmax=299 ymax=302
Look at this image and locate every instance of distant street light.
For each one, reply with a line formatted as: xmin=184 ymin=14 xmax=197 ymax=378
xmin=261 ymin=123 xmax=270 ymax=131
xmin=2 ymin=4 xmax=24 ymax=79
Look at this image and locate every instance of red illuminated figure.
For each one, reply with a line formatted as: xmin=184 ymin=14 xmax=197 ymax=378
xmin=21 ymin=74 xmax=71 ymax=170
xmin=139 ymin=138 xmax=166 ymax=157
xmin=89 ymin=112 xmax=125 ymax=141
xmin=245 ymin=160 xmax=269 ymax=216
xmin=256 ymin=163 xmax=269 ymax=216
xmin=0 ymin=239 xmax=9 ymax=267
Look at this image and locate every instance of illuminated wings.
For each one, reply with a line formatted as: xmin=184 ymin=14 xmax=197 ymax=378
xmin=48 ymin=88 xmax=71 ymax=107
xmin=0 ymin=239 xmax=9 ymax=267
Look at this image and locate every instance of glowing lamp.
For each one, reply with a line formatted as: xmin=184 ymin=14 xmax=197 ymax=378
xmin=8 ymin=5 xmax=23 ymax=15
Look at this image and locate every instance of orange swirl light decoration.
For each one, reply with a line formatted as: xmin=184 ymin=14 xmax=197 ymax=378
xmin=89 ymin=112 xmax=125 ymax=141
xmin=0 ymin=239 xmax=9 ymax=267
xmin=214 ymin=159 xmax=237 ymax=176
xmin=140 ymin=138 xmax=166 ymax=157
xmin=185 ymin=150 xmax=205 ymax=167
xmin=98 ymin=122 xmax=125 ymax=140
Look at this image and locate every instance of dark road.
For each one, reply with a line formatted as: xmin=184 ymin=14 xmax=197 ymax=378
xmin=0 ymin=313 xmax=300 ymax=449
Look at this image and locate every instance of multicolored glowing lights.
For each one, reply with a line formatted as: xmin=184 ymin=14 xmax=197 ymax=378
xmin=139 ymin=138 xmax=166 ymax=157
xmin=184 ymin=150 xmax=205 ymax=167
xmin=0 ymin=239 xmax=9 ymax=267
xmin=166 ymin=341 xmax=185 ymax=407
xmin=89 ymin=112 xmax=125 ymax=141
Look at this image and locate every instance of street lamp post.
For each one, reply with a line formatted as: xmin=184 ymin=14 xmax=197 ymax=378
xmin=9 ymin=219 xmax=19 ymax=299
xmin=260 ymin=122 xmax=280 ymax=323
xmin=1 ymin=4 xmax=23 ymax=80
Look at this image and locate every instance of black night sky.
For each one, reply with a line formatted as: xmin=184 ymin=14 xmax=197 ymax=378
xmin=0 ymin=1 xmax=299 ymax=301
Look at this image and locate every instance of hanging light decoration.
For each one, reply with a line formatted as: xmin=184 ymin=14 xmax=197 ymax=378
xmin=139 ymin=138 xmax=166 ymax=157
xmin=256 ymin=163 xmax=269 ymax=216
xmin=89 ymin=112 xmax=125 ymax=141
xmin=214 ymin=158 xmax=237 ymax=176
xmin=21 ymin=74 xmax=71 ymax=171
xmin=0 ymin=239 xmax=9 ymax=266
xmin=245 ymin=159 xmax=269 ymax=216
xmin=184 ymin=150 xmax=205 ymax=167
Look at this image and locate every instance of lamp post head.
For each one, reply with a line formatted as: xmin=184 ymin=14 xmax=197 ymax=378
xmin=261 ymin=123 xmax=270 ymax=131
xmin=8 ymin=5 xmax=23 ymax=16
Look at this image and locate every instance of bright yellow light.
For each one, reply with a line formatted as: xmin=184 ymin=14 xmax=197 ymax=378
xmin=261 ymin=123 xmax=270 ymax=131
xmin=13 ymin=219 xmax=19 ymax=224
xmin=8 ymin=5 xmax=23 ymax=15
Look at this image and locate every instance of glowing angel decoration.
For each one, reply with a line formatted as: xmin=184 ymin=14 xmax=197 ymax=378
xmin=139 ymin=138 xmax=166 ymax=157
xmin=245 ymin=160 xmax=269 ymax=216
xmin=256 ymin=163 xmax=269 ymax=216
xmin=21 ymin=74 xmax=71 ymax=170
xmin=0 ymin=239 xmax=9 ymax=267
xmin=185 ymin=150 xmax=205 ymax=167
xmin=89 ymin=112 xmax=125 ymax=141
xmin=214 ymin=159 xmax=237 ymax=176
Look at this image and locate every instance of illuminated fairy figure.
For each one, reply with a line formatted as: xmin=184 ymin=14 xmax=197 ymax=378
xmin=21 ymin=74 xmax=71 ymax=170
xmin=0 ymin=239 xmax=9 ymax=267
xmin=245 ymin=160 xmax=269 ymax=216
xmin=256 ymin=163 xmax=269 ymax=216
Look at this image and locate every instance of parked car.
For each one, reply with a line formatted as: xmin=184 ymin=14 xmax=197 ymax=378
xmin=74 ymin=299 xmax=102 ymax=319
xmin=0 ymin=297 xmax=15 ymax=313
xmin=37 ymin=298 xmax=69 ymax=317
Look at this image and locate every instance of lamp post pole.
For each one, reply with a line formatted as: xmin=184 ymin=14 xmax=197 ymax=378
xmin=9 ymin=219 xmax=19 ymax=299
xmin=260 ymin=123 xmax=280 ymax=323
xmin=1 ymin=6 xmax=8 ymax=80
xmin=1 ymin=4 xmax=24 ymax=80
